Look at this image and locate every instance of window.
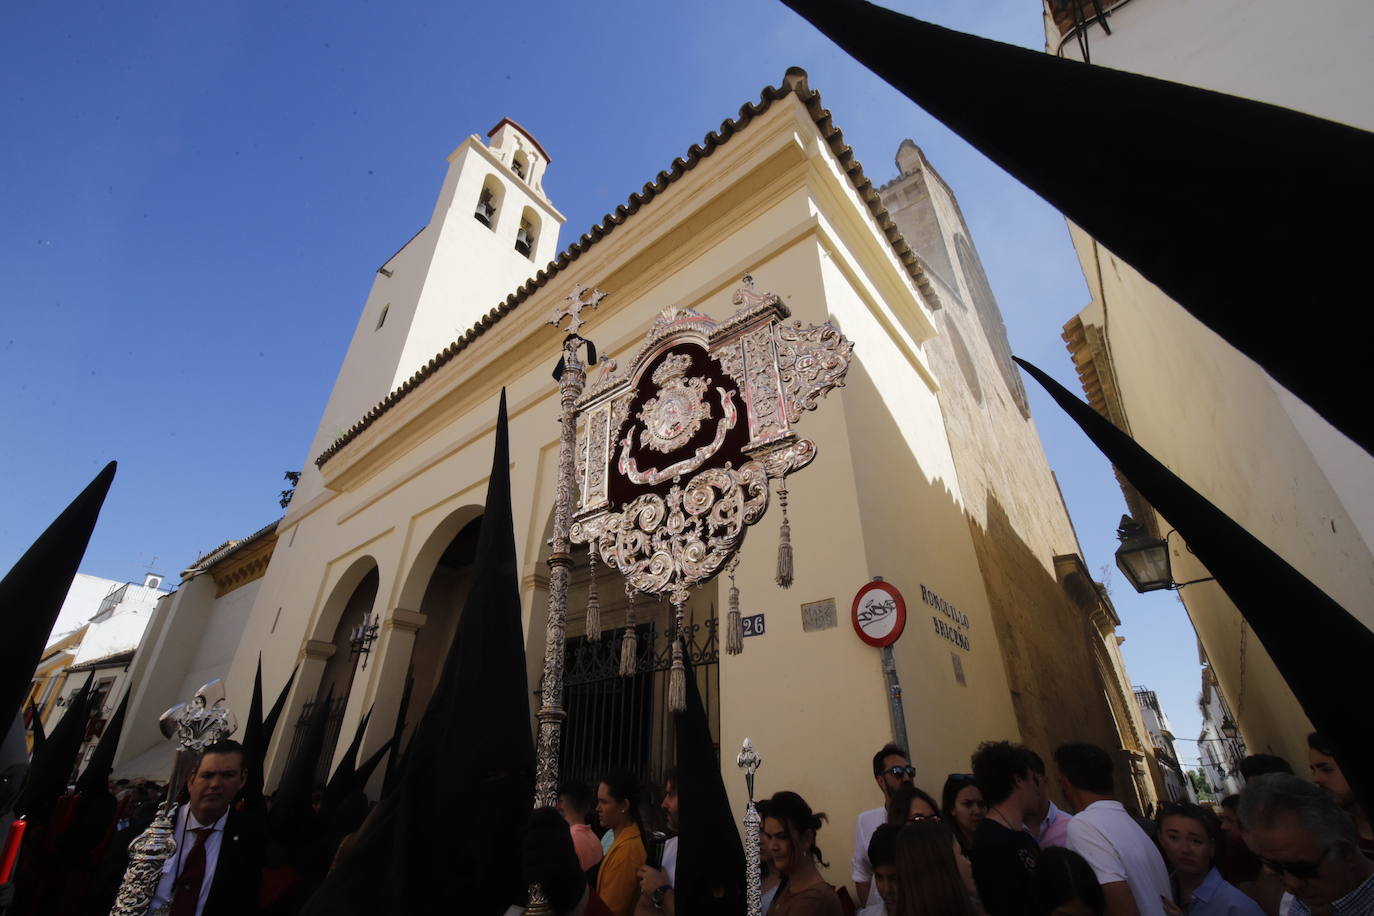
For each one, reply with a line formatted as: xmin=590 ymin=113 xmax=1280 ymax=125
xmin=376 ymin=303 xmax=390 ymax=330
xmin=512 ymin=151 xmax=529 ymax=180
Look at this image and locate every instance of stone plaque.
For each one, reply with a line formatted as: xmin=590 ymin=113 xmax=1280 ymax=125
xmin=801 ymin=598 xmax=837 ymax=632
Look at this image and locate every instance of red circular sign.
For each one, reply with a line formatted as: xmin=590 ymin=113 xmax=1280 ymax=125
xmin=852 ymin=580 xmax=906 ymax=647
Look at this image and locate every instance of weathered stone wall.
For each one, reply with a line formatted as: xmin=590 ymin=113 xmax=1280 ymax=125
xmin=881 ymin=142 xmax=1152 ymax=809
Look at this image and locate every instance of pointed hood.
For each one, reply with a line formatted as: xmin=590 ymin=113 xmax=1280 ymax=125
xmin=381 ymin=675 xmax=413 ymax=800
xmin=239 ymin=655 xmax=268 ymax=812
xmin=16 ymin=676 xmax=94 ymax=824
xmin=0 ymin=462 xmax=116 ymax=721
xmin=1 ymin=713 xmax=30 ymax=819
xmin=262 ymin=663 xmax=299 ymax=744
xmin=776 ymin=3 xmax=1374 ymax=457
xmin=674 ymin=638 xmax=746 ymax=914
xmin=28 ymin=702 xmax=47 ymax=753
xmin=301 ymin=389 xmax=535 ymax=916
xmin=353 ymin=736 xmax=395 ymax=792
xmin=321 ymin=706 xmax=372 ymax=815
xmin=1014 ymin=356 xmax=1374 ymax=819
xmin=75 ymin=688 xmax=128 ymax=796
xmin=272 ymin=684 xmax=333 ymax=830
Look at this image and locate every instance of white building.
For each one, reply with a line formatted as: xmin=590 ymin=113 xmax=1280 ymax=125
xmin=1197 ymin=661 xmax=1245 ymax=798
xmin=28 ymin=573 xmax=170 ymax=767
xmin=1133 ymin=685 xmax=1191 ymax=803
xmin=1048 ymin=0 xmax=1374 ymax=768
xmin=115 ymin=522 xmax=278 ymax=779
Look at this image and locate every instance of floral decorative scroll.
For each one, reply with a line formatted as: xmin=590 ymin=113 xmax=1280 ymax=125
xmin=570 ymin=276 xmax=852 ymax=602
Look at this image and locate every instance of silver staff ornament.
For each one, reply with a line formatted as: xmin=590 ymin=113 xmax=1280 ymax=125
xmin=737 ymin=738 xmax=764 ymax=916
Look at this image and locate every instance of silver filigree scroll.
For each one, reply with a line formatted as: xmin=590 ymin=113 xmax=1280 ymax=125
xmin=570 ymin=275 xmax=852 ymax=602
xmin=110 ymin=681 xmax=238 ymax=916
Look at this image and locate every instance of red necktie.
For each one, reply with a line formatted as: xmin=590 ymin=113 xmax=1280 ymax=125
xmin=169 ymin=827 xmax=214 ymax=916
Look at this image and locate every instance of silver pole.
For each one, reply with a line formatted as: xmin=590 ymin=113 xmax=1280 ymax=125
xmin=533 ymin=331 xmax=587 ymax=809
xmin=737 ymin=739 xmax=763 ymax=916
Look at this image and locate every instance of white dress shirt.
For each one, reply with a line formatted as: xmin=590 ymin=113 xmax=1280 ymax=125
xmin=1067 ymin=800 xmax=1171 ymax=916
xmin=150 ymin=805 xmax=230 ymax=916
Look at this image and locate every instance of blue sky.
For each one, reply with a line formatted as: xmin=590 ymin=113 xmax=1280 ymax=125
xmin=0 ymin=1 xmax=1205 ymax=767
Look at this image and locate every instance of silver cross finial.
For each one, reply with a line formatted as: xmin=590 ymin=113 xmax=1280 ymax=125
xmin=737 ymin=737 xmax=763 ymax=802
xmin=549 ymin=283 xmax=607 ymax=336
xmin=158 ymin=679 xmax=238 ymax=751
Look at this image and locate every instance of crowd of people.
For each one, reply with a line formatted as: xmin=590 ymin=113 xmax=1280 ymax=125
xmin=520 ymin=732 xmax=1373 ymax=916
xmin=3 ymin=730 xmax=1372 ymax=916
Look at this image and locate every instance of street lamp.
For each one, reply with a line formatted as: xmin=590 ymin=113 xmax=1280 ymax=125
xmin=1220 ymin=716 xmax=1240 ymax=743
xmin=1115 ymin=515 xmax=1173 ymax=592
xmin=1114 ymin=516 xmax=1217 ymax=594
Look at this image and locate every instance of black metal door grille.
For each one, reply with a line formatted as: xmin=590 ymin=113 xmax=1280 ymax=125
xmin=288 ymin=694 xmax=348 ymax=786
xmin=559 ymin=616 xmax=720 ymax=790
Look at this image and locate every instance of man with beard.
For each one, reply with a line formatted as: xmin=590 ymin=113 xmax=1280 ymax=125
xmin=636 ymin=769 xmax=680 ymax=914
xmin=1308 ymin=733 xmax=1373 ymax=856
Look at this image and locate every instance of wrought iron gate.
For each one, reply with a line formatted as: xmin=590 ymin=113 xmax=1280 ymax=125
xmin=288 ymin=694 xmax=347 ymax=786
xmin=559 ymin=617 xmax=720 ymax=789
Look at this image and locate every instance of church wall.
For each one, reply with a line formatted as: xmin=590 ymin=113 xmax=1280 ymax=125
xmin=882 ymin=145 xmax=1145 ymax=807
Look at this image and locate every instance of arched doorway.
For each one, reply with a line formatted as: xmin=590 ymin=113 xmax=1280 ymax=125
xmin=404 ymin=515 xmax=482 ymax=742
xmin=373 ymin=506 xmax=485 ymax=762
xmin=289 ymin=558 xmax=380 ymax=784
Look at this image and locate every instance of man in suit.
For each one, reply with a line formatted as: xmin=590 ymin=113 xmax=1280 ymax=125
xmin=149 ymin=738 xmax=261 ymax=916
xmin=84 ymin=739 xmax=261 ymax=916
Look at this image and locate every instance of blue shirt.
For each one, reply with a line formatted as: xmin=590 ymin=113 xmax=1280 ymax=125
xmin=1288 ymin=870 xmax=1374 ymax=916
xmin=1177 ymin=868 xmax=1265 ymax=916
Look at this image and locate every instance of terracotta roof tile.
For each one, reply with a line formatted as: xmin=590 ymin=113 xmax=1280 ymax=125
xmin=316 ymin=67 xmax=935 ymax=467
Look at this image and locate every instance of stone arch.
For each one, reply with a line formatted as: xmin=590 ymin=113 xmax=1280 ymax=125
xmin=386 ymin=506 xmax=485 ymax=750
xmin=474 ymin=174 xmax=504 ymax=229
xmin=311 ymin=554 xmax=381 ymax=648
xmin=397 ymin=504 xmax=484 ymax=612
xmin=515 ymin=206 xmax=540 ymax=260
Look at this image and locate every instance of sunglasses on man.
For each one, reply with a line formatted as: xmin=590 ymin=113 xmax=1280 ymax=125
xmin=1258 ymin=845 xmax=1335 ymax=880
xmin=884 ymin=765 xmax=916 ymax=779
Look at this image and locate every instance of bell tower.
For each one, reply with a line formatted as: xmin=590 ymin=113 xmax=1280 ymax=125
xmin=292 ymin=118 xmax=564 ymax=508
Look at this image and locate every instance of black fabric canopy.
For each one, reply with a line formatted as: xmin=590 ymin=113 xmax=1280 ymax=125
xmin=1015 ymin=356 xmax=1374 ymax=819
xmin=779 ymin=0 xmax=1374 ymax=458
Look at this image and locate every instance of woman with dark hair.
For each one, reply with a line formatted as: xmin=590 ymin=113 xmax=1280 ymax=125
xmin=1156 ymin=803 xmax=1263 ymax=915
xmin=890 ymin=820 xmax=979 ymax=916
xmin=885 ymin=785 xmax=941 ymax=828
xmin=1033 ymin=847 xmax=1105 ymax=916
xmin=596 ymin=770 xmax=647 ymax=916
xmin=761 ymin=791 xmax=841 ymax=916
xmin=940 ymin=774 xmax=987 ymax=854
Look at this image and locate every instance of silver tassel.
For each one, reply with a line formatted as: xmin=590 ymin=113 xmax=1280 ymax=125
xmin=668 ymin=597 xmax=687 ymax=712
xmin=585 ymin=549 xmax=601 ymax=642
xmin=726 ymin=556 xmax=744 ymax=655
xmin=776 ymin=478 xmax=794 ymax=589
xmin=618 ymin=584 xmax=638 ymax=677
